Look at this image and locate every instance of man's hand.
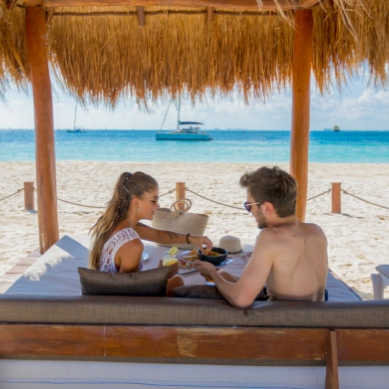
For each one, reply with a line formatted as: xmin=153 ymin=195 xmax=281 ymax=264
xmin=193 ymin=259 xmax=217 ymax=280
xmin=188 ymin=235 xmax=212 ymax=253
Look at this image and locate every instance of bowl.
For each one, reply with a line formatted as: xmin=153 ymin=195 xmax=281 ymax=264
xmin=198 ymin=247 xmax=228 ymax=265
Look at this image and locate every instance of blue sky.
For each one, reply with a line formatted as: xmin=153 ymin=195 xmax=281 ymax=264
xmin=1 ymin=71 xmax=388 ymax=131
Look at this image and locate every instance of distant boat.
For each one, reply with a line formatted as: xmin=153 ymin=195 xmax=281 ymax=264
xmin=67 ymin=103 xmax=86 ymax=133
xmin=156 ymin=98 xmax=212 ymax=141
xmin=332 ymin=125 xmax=340 ymax=132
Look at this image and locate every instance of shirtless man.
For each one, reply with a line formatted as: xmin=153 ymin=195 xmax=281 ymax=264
xmin=194 ymin=166 xmax=328 ymax=308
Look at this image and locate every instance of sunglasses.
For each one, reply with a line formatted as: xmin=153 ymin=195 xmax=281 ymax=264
xmin=243 ymin=201 xmax=262 ymax=212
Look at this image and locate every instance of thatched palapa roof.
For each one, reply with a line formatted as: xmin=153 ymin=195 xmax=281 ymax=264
xmin=0 ymin=0 xmax=388 ymax=106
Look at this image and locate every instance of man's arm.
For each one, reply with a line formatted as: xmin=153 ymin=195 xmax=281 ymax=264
xmin=194 ymin=232 xmax=274 ymax=308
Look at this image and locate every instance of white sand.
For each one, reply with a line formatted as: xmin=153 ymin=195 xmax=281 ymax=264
xmin=0 ymin=161 xmax=388 ymax=299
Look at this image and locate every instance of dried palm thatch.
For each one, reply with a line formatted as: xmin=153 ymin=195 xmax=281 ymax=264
xmin=0 ymin=1 xmax=388 ymax=106
xmin=0 ymin=2 xmax=29 ymax=96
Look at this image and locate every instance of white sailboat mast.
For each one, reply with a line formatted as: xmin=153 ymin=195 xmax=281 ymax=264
xmin=177 ymin=96 xmax=181 ymax=131
xmin=73 ymin=103 xmax=78 ymax=131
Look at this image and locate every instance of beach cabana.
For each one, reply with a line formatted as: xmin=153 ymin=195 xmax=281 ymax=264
xmin=0 ymin=2 xmax=389 ymax=388
xmin=1 ymin=0 xmax=388 ymax=253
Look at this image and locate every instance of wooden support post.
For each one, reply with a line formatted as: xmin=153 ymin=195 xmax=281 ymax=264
xmin=325 ymin=330 xmax=339 ymax=389
xmin=137 ymin=6 xmax=145 ymax=26
xmin=290 ymin=10 xmax=313 ymax=222
xmin=331 ymin=183 xmax=341 ymax=213
xmin=176 ymin=182 xmax=186 ymax=211
xmin=26 ymin=7 xmax=59 ymax=253
xmin=24 ymin=182 xmax=35 ymax=211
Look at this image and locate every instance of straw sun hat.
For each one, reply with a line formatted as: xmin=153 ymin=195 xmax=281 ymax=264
xmin=219 ymin=235 xmax=242 ymax=254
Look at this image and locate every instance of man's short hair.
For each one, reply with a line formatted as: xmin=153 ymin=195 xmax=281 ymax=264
xmin=240 ymin=166 xmax=297 ymax=217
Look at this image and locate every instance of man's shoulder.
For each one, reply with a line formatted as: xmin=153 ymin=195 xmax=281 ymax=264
xmin=302 ymin=222 xmax=326 ymax=237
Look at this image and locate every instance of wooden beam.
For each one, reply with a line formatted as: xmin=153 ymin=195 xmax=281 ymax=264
xmin=0 ymin=325 xmax=388 ymax=364
xmin=0 ymin=325 xmax=329 ymax=360
xmin=26 ymin=7 xmax=59 ymax=253
xmin=7 ymin=0 xmax=18 ymax=10
xmin=23 ymin=0 xmax=319 ymax=10
xmin=137 ymin=6 xmax=145 ymax=26
xmin=298 ymin=0 xmax=319 ymax=9
xmin=207 ymin=7 xmax=214 ymax=24
xmin=325 ymin=330 xmax=339 ymax=389
xmin=289 ymin=9 xmax=313 ymax=222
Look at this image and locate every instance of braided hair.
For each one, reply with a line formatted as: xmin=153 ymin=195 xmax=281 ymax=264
xmin=89 ymin=171 xmax=158 ymax=269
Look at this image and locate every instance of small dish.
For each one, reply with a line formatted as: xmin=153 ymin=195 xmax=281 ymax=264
xmin=198 ymin=247 xmax=228 ymax=265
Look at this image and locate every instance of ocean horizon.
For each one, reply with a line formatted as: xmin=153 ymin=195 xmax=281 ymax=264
xmin=1 ymin=129 xmax=389 ymax=163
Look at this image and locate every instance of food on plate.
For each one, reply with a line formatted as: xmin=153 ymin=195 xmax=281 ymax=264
xmin=179 ymin=248 xmax=199 ymax=269
xmin=204 ymin=249 xmax=220 ymax=257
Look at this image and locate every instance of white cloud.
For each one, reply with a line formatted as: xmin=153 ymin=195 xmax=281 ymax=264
xmin=0 ymin=72 xmax=388 ymax=131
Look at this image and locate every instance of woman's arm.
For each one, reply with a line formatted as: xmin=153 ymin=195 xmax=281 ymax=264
xmin=135 ymin=222 xmax=212 ymax=252
xmin=116 ymin=239 xmax=144 ymax=273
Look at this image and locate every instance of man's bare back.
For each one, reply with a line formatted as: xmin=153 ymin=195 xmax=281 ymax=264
xmin=261 ymin=220 xmax=328 ymax=302
xmin=193 ymin=166 xmax=329 ymax=308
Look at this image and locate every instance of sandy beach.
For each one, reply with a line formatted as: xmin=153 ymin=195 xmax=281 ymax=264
xmin=0 ymin=161 xmax=388 ymax=299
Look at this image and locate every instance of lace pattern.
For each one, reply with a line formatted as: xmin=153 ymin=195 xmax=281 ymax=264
xmin=99 ymin=228 xmax=140 ymax=272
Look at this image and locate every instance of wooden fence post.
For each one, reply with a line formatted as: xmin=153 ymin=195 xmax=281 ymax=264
xmin=176 ymin=182 xmax=186 ymax=211
xmin=331 ymin=183 xmax=341 ymax=213
xmin=24 ymin=182 xmax=34 ymax=210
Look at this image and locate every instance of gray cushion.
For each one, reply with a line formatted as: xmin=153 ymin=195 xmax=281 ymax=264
xmin=0 ymin=296 xmax=389 ymax=328
xmin=78 ymin=267 xmax=170 ymax=296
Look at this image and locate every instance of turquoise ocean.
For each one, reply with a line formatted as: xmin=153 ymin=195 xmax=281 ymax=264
xmin=1 ymin=130 xmax=388 ymax=163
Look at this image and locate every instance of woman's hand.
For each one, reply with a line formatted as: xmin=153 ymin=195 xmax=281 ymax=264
xmin=188 ymin=235 xmax=212 ymax=253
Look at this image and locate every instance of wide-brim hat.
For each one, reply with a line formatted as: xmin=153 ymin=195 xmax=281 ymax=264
xmin=219 ymin=235 xmax=242 ymax=254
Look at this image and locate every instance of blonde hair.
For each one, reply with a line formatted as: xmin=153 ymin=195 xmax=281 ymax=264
xmin=89 ymin=171 xmax=158 ymax=269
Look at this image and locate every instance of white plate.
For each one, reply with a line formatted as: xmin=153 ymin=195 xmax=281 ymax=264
xmin=177 ymin=250 xmax=195 ymax=260
xmin=142 ymin=252 xmax=150 ymax=261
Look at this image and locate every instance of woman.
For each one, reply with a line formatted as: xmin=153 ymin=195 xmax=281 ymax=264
xmin=89 ymin=171 xmax=212 ymax=290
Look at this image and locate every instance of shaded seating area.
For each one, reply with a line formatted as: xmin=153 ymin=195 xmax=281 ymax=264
xmin=1 ymin=1 xmax=388 ymax=388
xmin=0 ymin=236 xmax=388 ymax=388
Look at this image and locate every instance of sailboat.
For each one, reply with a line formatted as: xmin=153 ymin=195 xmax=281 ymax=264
xmin=66 ymin=103 xmax=86 ymax=133
xmin=156 ymin=98 xmax=212 ymax=141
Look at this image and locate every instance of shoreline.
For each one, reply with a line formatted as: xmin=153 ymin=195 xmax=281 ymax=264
xmin=1 ymin=161 xmax=388 ymax=299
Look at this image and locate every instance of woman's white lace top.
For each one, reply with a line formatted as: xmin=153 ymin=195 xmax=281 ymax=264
xmin=99 ymin=228 xmax=140 ymax=272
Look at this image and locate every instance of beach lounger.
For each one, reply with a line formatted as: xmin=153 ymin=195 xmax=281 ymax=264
xmin=0 ymin=236 xmax=388 ymax=389
xmin=371 ymin=265 xmax=389 ymax=299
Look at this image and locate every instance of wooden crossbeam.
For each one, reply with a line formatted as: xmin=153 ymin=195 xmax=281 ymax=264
xmin=1 ymin=325 xmax=388 ymax=363
xmin=22 ymin=0 xmax=320 ymax=10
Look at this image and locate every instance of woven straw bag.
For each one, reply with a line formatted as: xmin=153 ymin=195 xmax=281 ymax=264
xmin=151 ymin=208 xmax=209 ymax=250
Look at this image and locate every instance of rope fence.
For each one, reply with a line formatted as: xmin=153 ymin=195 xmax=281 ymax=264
xmin=0 ymin=188 xmax=24 ymax=202
xmin=342 ymin=189 xmax=389 ymax=210
xmin=307 ymin=189 xmax=330 ymax=201
xmin=0 ymin=182 xmax=388 ymax=214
